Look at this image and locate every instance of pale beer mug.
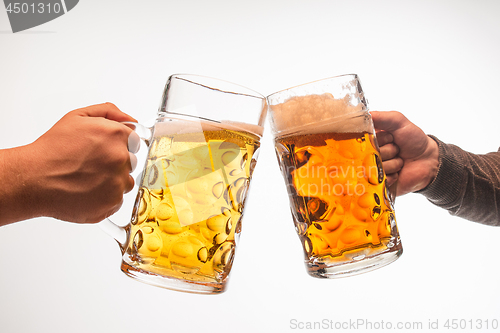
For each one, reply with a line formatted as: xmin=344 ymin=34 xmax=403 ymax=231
xmin=267 ymin=74 xmax=402 ymax=278
xmin=101 ymin=74 xmax=267 ymax=294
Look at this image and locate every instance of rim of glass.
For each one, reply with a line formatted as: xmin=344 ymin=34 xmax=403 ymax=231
xmin=266 ymin=73 xmax=359 ymax=99
xmin=168 ymin=73 xmax=266 ymax=100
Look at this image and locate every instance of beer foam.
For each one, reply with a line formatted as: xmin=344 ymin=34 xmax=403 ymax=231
xmin=153 ymin=117 xmax=263 ymax=138
xmin=219 ymin=121 xmax=264 ymax=137
xmin=270 ymin=93 xmax=370 ymax=137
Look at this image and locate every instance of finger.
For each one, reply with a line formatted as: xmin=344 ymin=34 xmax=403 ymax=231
xmin=382 ymin=157 xmax=404 ymax=174
xmin=376 ymin=131 xmax=394 ymax=147
xmin=370 ymin=111 xmax=409 ymax=132
xmin=385 ymin=173 xmax=399 ymax=187
xmin=128 ymin=131 xmax=140 ymax=154
xmin=77 ymin=103 xmax=137 ymax=122
xmin=129 ymin=152 xmax=138 ymax=173
xmin=124 ymin=175 xmax=135 ymax=194
xmin=107 ymin=199 xmax=124 ymax=218
xmin=379 ymin=143 xmax=399 ymax=161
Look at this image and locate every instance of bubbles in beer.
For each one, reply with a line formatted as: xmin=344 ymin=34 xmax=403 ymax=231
xmin=156 ymin=202 xmax=175 ymax=222
xmin=319 ymin=215 xmax=342 ymax=233
xmin=206 ymin=214 xmax=228 ymax=232
xmin=148 ymin=164 xmax=159 ymax=185
xmin=124 ymin=123 xmax=260 ymax=285
xmin=222 ymin=150 xmax=239 ymax=168
xmin=133 ymin=229 xmax=143 ymax=252
xmin=374 ymin=154 xmax=384 ymax=184
xmin=303 ymin=237 xmax=313 ymax=256
xmin=226 ymin=177 xmax=249 ymax=212
xmin=240 ymin=152 xmax=248 ymax=170
xmin=144 ymin=228 xmax=162 ymax=252
xmin=356 ymin=136 xmax=367 ymax=152
xmin=212 ymin=181 xmax=224 ymax=199
xmin=160 ymin=220 xmax=183 ymax=234
xmin=309 ymin=233 xmax=329 ymax=253
xmin=213 ymin=242 xmax=235 ymax=279
xmin=371 ymin=206 xmax=381 ymax=220
xmin=132 ymin=188 xmax=150 ymax=225
xmin=197 ymin=247 xmax=208 ymax=263
xmin=383 ymin=180 xmax=395 ymax=209
xmin=388 ymin=212 xmax=396 ymax=228
xmin=234 ymin=215 xmax=242 ymax=234
xmin=225 ymin=217 xmax=233 ymax=235
xmin=340 ymin=227 xmax=361 ymax=244
xmin=378 ymin=214 xmax=392 ymax=236
xmin=276 ymin=131 xmax=399 ymax=261
xmin=170 ymin=236 xmax=206 ymax=274
xmin=357 ymin=192 xmax=374 ymax=208
xmin=353 ymin=206 xmax=369 ymax=222
xmin=293 ymin=217 xmax=308 ymax=236
xmin=306 ymin=197 xmax=328 ymax=221
xmin=295 ymin=148 xmax=312 ymax=168
xmin=248 ymin=148 xmax=259 ymax=175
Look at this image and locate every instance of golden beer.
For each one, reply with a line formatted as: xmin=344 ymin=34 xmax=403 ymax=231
xmin=121 ymin=119 xmax=260 ymax=291
xmin=275 ymin=129 xmax=400 ymax=275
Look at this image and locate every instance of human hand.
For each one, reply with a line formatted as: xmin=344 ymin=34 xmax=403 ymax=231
xmin=370 ymin=111 xmax=439 ymax=196
xmin=0 ymin=103 xmax=138 ymax=225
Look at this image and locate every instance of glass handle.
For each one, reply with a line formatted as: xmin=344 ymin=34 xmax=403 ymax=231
xmin=98 ymin=122 xmax=153 ymax=253
xmin=388 ymin=180 xmax=397 ymax=205
xmin=122 ymin=121 xmax=154 ymax=147
xmin=99 ymin=219 xmax=129 ymax=253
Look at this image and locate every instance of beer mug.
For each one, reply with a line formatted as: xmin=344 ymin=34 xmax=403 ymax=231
xmin=267 ymin=74 xmax=402 ymax=278
xmin=101 ymin=74 xmax=267 ymax=294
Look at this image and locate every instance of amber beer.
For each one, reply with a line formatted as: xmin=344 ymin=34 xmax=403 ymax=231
xmin=121 ymin=118 xmax=260 ymax=291
xmin=276 ymin=129 xmax=399 ymax=273
xmin=270 ymin=89 xmax=402 ymax=277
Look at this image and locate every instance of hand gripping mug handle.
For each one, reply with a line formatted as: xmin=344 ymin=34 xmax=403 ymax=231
xmin=98 ymin=122 xmax=153 ymax=253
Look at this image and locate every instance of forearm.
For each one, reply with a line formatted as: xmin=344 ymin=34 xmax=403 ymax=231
xmin=0 ymin=145 xmax=46 ymax=226
xmin=419 ymin=136 xmax=500 ymax=225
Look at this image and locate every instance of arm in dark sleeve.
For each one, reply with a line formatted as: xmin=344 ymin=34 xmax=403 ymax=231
xmin=418 ymin=136 xmax=500 ymax=226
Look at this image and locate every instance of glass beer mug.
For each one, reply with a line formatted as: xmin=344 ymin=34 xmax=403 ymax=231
xmin=267 ymin=74 xmax=402 ymax=278
xmin=101 ymin=74 xmax=267 ymax=294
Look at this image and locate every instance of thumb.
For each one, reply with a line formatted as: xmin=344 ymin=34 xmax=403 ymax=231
xmin=370 ymin=111 xmax=409 ymax=133
xmin=75 ymin=103 xmax=137 ymax=123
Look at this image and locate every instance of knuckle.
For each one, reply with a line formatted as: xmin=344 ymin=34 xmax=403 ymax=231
xmin=388 ymin=143 xmax=399 ymax=155
xmin=108 ymin=122 xmax=128 ymax=136
xmin=106 ymin=189 xmax=125 ymax=209
xmin=103 ymin=102 xmax=118 ymax=110
xmin=108 ymin=147 xmax=131 ymax=167
xmin=124 ymin=176 xmax=135 ymax=194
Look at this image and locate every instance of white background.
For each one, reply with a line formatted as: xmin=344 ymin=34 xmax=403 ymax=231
xmin=1 ymin=1 xmax=500 ymax=332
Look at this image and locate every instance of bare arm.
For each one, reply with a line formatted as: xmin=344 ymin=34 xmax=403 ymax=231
xmin=0 ymin=103 xmax=137 ymax=226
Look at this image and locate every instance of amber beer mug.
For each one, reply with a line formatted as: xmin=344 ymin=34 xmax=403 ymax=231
xmin=267 ymin=74 xmax=402 ymax=278
xmin=101 ymin=74 xmax=267 ymax=293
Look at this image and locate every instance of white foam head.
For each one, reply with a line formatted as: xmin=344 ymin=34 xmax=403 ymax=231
xmin=269 ymin=93 xmax=370 ymax=137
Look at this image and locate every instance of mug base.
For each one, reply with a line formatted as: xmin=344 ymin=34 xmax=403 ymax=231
xmin=120 ymin=261 xmax=226 ymax=294
xmin=306 ymin=242 xmax=403 ymax=279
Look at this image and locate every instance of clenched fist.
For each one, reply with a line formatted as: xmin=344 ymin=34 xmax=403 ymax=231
xmin=0 ymin=103 xmax=138 ymax=226
xmin=370 ymin=111 xmax=439 ymax=196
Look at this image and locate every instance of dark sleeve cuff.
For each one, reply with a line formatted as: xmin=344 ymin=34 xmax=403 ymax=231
xmin=416 ymin=136 xmax=467 ymax=208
